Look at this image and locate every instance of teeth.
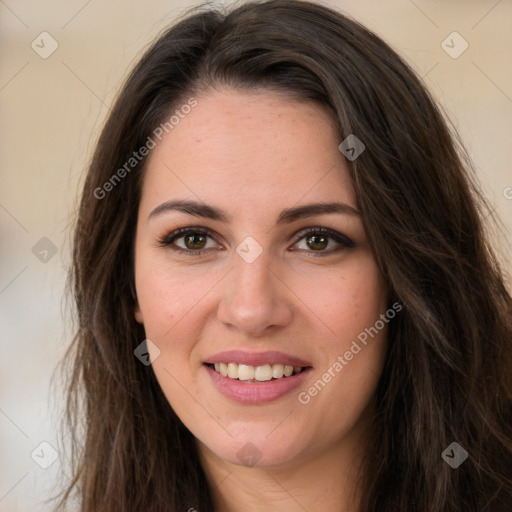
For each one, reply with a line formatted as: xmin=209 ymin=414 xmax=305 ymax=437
xmin=272 ymin=364 xmax=284 ymax=379
xmin=211 ymin=362 xmax=304 ymax=381
xmin=238 ymin=364 xmax=255 ymax=381
xmin=227 ymin=363 xmax=238 ymax=379
xmin=254 ymin=364 xmax=273 ymax=381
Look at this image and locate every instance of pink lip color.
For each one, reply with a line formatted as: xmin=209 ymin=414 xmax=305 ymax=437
xmin=204 ymin=350 xmax=311 ymax=368
xmin=204 ymin=364 xmax=313 ymax=405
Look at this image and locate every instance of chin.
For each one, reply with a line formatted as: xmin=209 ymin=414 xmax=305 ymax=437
xmin=199 ymin=429 xmax=309 ymax=469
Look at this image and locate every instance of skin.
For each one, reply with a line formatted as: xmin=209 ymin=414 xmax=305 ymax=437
xmin=134 ymin=88 xmax=389 ymax=512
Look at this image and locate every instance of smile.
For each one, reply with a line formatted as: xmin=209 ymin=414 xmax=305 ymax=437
xmin=203 ymin=350 xmax=313 ymax=404
xmin=208 ymin=362 xmax=305 ymax=382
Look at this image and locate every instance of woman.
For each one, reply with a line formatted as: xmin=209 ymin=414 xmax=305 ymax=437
xmin=55 ymin=1 xmax=512 ymax=510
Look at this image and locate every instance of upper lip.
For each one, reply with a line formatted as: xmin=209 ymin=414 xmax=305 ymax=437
xmin=204 ymin=350 xmax=312 ymax=368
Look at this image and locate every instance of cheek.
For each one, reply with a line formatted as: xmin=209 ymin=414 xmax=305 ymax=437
xmin=134 ymin=257 xmax=210 ymax=402
xmin=292 ymin=253 xmax=388 ymax=411
xmin=292 ymin=253 xmax=388 ymax=345
xmin=134 ymin=253 xmax=223 ymax=339
xmin=296 ymin=300 xmax=388 ymax=447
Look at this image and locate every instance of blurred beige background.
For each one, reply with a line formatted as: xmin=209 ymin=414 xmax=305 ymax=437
xmin=1 ymin=0 xmax=511 ymax=510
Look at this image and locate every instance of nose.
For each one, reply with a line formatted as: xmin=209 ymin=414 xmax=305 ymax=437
xmin=216 ymin=252 xmax=293 ymax=337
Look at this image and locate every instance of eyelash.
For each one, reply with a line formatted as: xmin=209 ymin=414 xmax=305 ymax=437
xmin=158 ymin=226 xmax=355 ymax=257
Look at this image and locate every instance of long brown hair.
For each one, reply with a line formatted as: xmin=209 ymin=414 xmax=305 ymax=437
xmin=53 ymin=1 xmax=512 ymax=510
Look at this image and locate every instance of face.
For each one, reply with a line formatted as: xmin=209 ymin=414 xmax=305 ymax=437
xmin=134 ymin=88 xmax=389 ymax=469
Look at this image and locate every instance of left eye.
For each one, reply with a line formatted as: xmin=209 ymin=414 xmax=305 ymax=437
xmin=292 ymin=228 xmax=354 ymax=253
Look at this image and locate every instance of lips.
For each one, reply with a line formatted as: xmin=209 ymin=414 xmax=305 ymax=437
xmin=204 ymin=349 xmax=311 ymax=368
xmin=203 ymin=350 xmax=313 ymax=404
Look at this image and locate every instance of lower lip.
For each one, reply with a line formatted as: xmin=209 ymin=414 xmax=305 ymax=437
xmin=204 ymin=364 xmax=312 ymax=404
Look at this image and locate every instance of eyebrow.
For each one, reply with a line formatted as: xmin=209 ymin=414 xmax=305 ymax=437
xmin=148 ymin=199 xmax=361 ymax=223
xmin=148 ymin=200 xmax=230 ymax=222
xmin=276 ymin=202 xmax=361 ymax=223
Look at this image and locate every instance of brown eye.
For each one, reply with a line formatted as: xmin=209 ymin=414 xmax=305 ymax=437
xmin=183 ymin=233 xmax=207 ymax=250
xmin=292 ymin=228 xmax=355 ymax=254
xmin=306 ymin=234 xmax=329 ymax=251
xmin=160 ymin=228 xmax=219 ymax=253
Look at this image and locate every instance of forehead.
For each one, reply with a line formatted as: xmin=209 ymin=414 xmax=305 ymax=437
xmin=140 ymin=88 xmax=357 ymax=212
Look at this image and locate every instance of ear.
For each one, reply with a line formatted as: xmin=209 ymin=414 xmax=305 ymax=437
xmin=134 ymin=302 xmax=144 ymax=324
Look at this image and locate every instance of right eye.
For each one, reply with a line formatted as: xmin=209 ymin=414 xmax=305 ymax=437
xmin=159 ymin=227 xmax=223 ymax=255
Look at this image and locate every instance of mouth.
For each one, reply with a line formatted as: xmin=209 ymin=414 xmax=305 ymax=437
xmin=205 ymin=362 xmax=308 ymax=382
xmin=202 ymin=350 xmax=313 ymax=404
xmin=203 ymin=349 xmax=313 ymax=405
